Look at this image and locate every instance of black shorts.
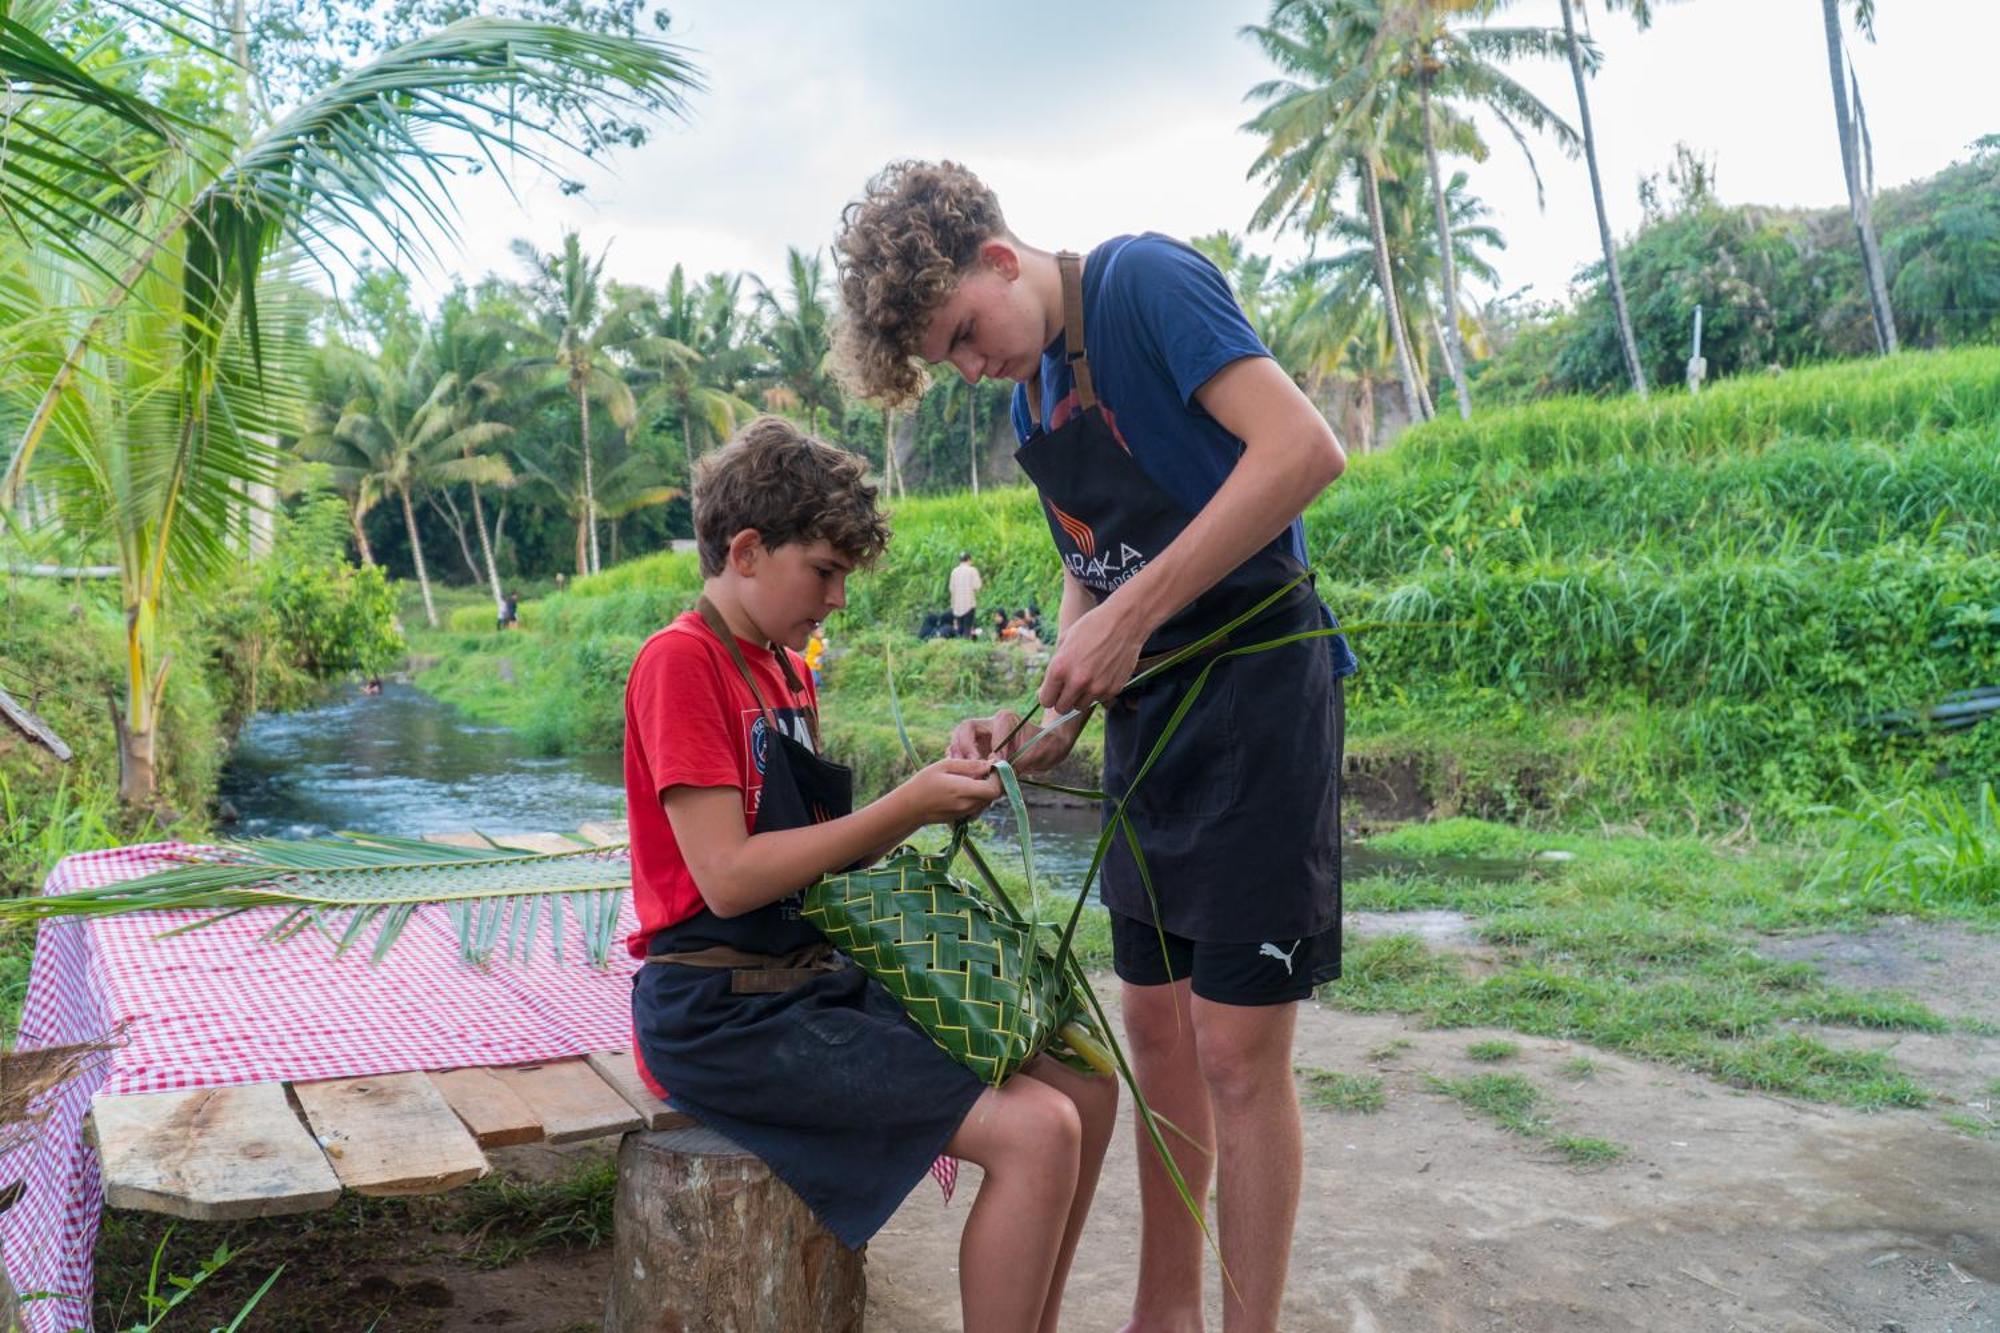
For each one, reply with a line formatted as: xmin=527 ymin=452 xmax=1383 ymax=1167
xmin=1109 ymin=910 xmax=1341 ymax=1007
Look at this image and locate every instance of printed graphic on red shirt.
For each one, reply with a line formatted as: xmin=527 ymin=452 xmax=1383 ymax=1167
xmin=621 ymin=612 xmax=816 ymax=956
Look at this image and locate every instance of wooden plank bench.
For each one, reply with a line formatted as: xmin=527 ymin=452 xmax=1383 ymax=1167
xmin=81 ymin=826 xmax=866 ymax=1330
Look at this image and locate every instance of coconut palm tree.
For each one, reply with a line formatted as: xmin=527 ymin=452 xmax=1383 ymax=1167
xmin=301 ymin=347 xmax=513 ymax=629
xmin=1242 ymin=0 xmax=1432 ymax=424
xmin=1820 ymin=0 xmax=1896 ymax=354
xmin=508 ymin=232 xmax=645 ymax=575
xmin=420 ymin=292 xmax=519 ymax=616
xmin=1558 ymin=0 xmax=1646 ymax=396
xmin=2 ymin=18 xmax=699 ymax=511
xmin=300 ymin=341 xmax=387 ymax=565
xmin=1389 ymin=0 xmax=1578 ymax=420
xmin=1 ymin=17 xmax=699 ymax=806
xmin=756 ymin=247 xmax=840 ymax=435
xmin=627 ymin=265 xmax=758 ymax=484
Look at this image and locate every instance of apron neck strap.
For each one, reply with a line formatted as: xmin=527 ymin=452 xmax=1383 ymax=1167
xmin=1028 ymin=250 xmax=1098 ymax=430
xmin=695 ymin=596 xmax=821 ymax=749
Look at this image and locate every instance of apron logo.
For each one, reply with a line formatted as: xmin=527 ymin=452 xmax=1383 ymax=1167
xmin=1047 ymin=499 xmax=1096 ymax=558
xmin=750 ymin=715 xmax=770 ymax=774
xmin=1062 ymin=538 xmax=1150 ymax=589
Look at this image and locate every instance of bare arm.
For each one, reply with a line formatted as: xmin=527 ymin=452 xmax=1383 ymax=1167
xmin=1037 ymin=355 xmax=1345 ymax=713
xmin=665 ymin=759 xmax=999 ymax=918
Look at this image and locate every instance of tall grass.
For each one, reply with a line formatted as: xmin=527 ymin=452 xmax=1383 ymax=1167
xmin=1813 ymin=780 xmax=2000 ymax=909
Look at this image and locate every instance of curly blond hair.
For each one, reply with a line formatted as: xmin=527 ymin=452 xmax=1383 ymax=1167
xmin=693 ymin=416 xmax=890 ymax=577
xmin=833 ymin=160 xmax=1007 ymax=404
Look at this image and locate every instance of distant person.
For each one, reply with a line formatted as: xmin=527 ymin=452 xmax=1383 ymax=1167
xmin=554 ymin=572 xmax=567 ymax=595
xmin=948 ymin=551 xmax=982 ymax=637
xmin=805 ymin=629 xmax=827 ymax=688
xmin=991 ymin=608 xmax=1013 ymax=640
xmin=504 ymin=589 xmax=520 ymax=630
xmin=362 ymin=676 xmax=383 ymax=696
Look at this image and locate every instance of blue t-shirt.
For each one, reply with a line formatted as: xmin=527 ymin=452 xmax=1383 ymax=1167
xmin=1011 ymin=233 xmax=1357 ymax=678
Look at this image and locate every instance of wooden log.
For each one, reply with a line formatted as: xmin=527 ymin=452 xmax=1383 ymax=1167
xmin=584 ymin=1050 xmax=695 ymax=1132
xmin=603 ymin=1125 xmax=865 ymax=1333
xmin=577 ymin=819 xmax=629 ymax=846
xmin=89 ymin=1085 xmax=341 ymax=1220
xmin=489 ymin=1059 xmax=640 ymax=1144
xmin=293 ymin=1072 xmax=488 ymax=1196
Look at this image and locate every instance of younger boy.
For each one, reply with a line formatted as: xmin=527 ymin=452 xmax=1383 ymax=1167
xmin=624 ymin=416 xmax=1115 ymax=1332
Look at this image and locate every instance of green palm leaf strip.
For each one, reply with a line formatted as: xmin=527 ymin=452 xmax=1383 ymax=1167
xmin=1 ymin=831 xmax=632 ymax=966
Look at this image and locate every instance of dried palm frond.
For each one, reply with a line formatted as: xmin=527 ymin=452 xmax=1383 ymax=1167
xmin=1 ymin=1039 xmax=111 ymax=1163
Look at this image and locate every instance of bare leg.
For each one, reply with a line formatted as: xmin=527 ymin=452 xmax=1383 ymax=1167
xmin=1119 ymin=978 xmax=1214 ymax=1333
xmin=1019 ymin=1056 xmax=1118 ymax=1333
xmin=945 ymin=1077 xmax=1084 ymax=1333
xmin=1192 ymin=996 xmax=1302 ymax=1333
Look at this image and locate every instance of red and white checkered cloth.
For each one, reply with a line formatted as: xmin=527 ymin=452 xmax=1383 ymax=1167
xmin=0 ymin=843 xmax=956 ymax=1333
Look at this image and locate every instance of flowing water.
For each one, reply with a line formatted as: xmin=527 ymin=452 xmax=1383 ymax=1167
xmin=221 ymin=683 xmax=1524 ymax=904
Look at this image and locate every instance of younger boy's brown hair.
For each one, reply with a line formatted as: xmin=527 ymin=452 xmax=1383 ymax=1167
xmin=833 ymin=159 xmax=1007 ymax=404
xmin=692 ymin=416 xmax=891 ymax=577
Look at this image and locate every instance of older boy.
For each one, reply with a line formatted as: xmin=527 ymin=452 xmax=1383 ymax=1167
xmin=835 ymin=161 xmax=1355 ymax=1333
xmin=626 ymin=416 xmax=1115 ymax=1333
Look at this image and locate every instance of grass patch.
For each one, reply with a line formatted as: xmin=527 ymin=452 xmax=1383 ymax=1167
xmin=1370 ymin=817 xmax=1536 ymax=861
xmin=1298 ymin=1068 xmax=1386 ymax=1114
xmin=1366 ymin=1038 xmax=1413 ymax=1063
xmin=1467 ymin=1039 xmax=1519 ymax=1062
xmin=1560 ymin=1057 xmax=1599 ymax=1081
xmin=1426 ymin=1072 xmax=1628 ymax=1167
xmin=1322 ymin=836 xmax=1957 ymax=1109
xmin=449 ymin=1157 xmax=617 ymax=1268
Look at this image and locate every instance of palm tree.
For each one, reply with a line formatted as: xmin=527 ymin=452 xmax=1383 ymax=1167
xmin=756 ymin=247 xmax=840 ymax=435
xmin=0 ymin=17 xmax=699 ymax=806
xmin=1820 ymin=0 xmax=1896 ymax=354
xmin=302 ymin=348 xmax=512 ymax=629
xmin=300 ymin=341 xmax=387 ymax=565
xmin=1393 ymin=0 xmax=1578 ymax=420
xmin=423 ymin=292 xmax=519 ymax=615
xmin=2 ymin=18 xmax=700 ymax=510
xmin=1242 ymin=0 xmax=1432 ymax=424
xmin=628 ymin=265 xmax=758 ymax=484
xmin=1558 ymin=0 xmax=1645 ymax=396
xmin=509 ymin=232 xmax=644 ymax=575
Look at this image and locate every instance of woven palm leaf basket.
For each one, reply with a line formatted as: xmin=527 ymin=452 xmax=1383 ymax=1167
xmin=802 ymin=831 xmax=1109 ymax=1086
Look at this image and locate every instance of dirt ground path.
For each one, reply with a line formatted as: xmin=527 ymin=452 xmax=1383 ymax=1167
xmin=865 ymin=966 xmax=2000 ymax=1333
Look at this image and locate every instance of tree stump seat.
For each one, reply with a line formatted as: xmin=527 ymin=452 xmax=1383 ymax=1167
xmin=604 ymin=1125 xmax=865 ymax=1333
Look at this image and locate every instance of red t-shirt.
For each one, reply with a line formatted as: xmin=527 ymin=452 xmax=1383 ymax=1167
xmin=622 ymin=610 xmax=819 ymax=958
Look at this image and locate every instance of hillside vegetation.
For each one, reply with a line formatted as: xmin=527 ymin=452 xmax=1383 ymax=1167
xmin=417 ymin=347 xmax=2000 ymax=827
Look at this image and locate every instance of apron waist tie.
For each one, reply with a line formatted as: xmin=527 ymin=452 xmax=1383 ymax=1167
xmin=646 ymin=942 xmax=842 ymax=994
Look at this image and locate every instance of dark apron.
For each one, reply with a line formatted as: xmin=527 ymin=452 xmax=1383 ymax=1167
xmin=630 ymin=601 xmax=985 ymax=1249
xmin=1016 ymin=251 xmax=1343 ymax=944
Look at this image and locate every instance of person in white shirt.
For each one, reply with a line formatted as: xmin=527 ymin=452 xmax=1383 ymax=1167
xmin=948 ymin=551 xmax=982 ymax=638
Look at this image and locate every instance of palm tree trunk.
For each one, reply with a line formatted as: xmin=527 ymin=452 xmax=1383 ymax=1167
xmin=1562 ymin=0 xmax=1648 ymax=398
xmin=471 ymin=481 xmax=504 ymax=617
xmin=680 ymin=400 xmax=698 ymax=486
xmin=1820 ymin=0 xmax=1897 ymax=355
xmin=1420 ymin=76 xmax=1473 ymax=421
xmin=116 ymin=601 xmax=163 ymax=807
xmin=1364 ymin=159 xmax=1429 ymax=424
xmin=966 ymin=382 xmax=979 ymax=496
xmin=579 ymin=384 xmax=602 ymax=574
xmin=349 ymin=496 xmax=376 ymax=566
xmin=399 ymin=483 xmax=438 ymax=629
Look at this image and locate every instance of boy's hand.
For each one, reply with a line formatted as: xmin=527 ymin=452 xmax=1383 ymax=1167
xmin=1039 ymin=601 xmax=1145 ymax=715
xmin=948 ymin=711 xmax=1022 ymax=762
xmin=948 ymin=710 xmax=1082 ymax=775
xmin=899 ymin=758 xmax=1003 ymax=826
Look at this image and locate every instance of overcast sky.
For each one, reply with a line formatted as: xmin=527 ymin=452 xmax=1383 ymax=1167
xmin=380 ymin=0 xmax=1999 ymax=315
